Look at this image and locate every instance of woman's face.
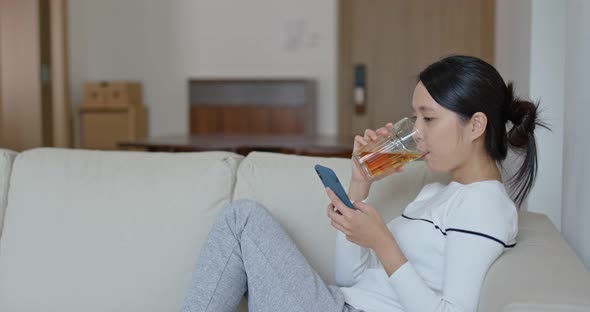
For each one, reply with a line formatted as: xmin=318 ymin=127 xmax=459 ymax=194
xmin=411 ymin=82 xmax=473 ymax=172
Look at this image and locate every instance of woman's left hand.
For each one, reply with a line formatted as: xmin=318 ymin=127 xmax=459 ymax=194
xmin=325 ymin=188 xmax=393 ymax=250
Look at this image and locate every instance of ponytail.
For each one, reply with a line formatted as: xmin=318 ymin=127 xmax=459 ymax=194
xmin=504 ymin=83 xmax=549 ymax=206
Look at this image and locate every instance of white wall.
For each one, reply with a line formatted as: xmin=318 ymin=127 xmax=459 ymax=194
xmin=526 ymin=0 xmax=566 ymax=230
xmin=494 ymin=0 xmax=531 ymax=96
xmin=563 ymin=0 xmax=590 ymax=269
xmin=68 ymin=0 xmax=338 ymax=137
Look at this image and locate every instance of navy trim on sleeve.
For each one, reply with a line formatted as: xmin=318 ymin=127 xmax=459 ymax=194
xmin=402 ymin=214 xmax=516 ymax=248
xmin=401 ymin=214 xmax=447 ymax=235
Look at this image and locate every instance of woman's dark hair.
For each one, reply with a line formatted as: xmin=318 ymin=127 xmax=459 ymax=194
xmin=418 ymin=55 xmax=549 ymax=207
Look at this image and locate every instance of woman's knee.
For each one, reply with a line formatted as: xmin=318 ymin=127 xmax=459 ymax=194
xmin=224 ymin=199 xmax=271 ymax=221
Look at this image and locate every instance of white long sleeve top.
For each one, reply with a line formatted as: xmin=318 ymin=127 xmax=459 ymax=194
xmin=336 ymin=180 xmax=518 ymax=312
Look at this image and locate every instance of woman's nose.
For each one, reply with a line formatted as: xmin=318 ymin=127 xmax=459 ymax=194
xmin=413 ymin=122 xmax=424 ymax=140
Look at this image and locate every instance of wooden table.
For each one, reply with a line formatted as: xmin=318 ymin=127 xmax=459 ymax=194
xmin=118 ymin=134 xmax=354 ymax=158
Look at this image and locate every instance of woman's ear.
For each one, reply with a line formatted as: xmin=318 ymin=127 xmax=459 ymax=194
xmin=469 ymin=112 xmax=487 ymax=141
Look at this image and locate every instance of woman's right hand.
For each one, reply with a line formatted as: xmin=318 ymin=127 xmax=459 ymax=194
xmin=351 ymin=123 xmax=396 ymax=184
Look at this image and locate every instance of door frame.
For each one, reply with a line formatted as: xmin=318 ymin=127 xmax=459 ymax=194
xmin=337 ymin=0 xmax=354 ymax=137
xmin=0 ymin=0 xmax=71 ymax=150
xmin=49 ymin=0 xmax=72 ymax=148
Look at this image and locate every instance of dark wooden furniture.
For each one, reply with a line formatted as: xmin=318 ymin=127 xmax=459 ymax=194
xmin=119 ymin=79 xmax=345 ymax=156
xmin=189 ymin=79 xmax=316 ymax=135
xmin=118 ymin=134 xmax=354 ymax=158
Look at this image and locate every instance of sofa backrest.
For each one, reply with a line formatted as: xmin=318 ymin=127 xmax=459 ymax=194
xmin=233 ymin=151 xmax=451 ymax=285
xmin=0 ymin=148 xmax=243 ymax=312
xmin=480 ymin=211 xmax=590 ymax=312
xmin=0 ymin=149 xmax=17 ymax=238
xmin=2 ymin=148 xmax=588 ymax=312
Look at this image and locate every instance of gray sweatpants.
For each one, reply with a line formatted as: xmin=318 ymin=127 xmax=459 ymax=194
xmin=181 ymin=199 xmax=360 ymax=312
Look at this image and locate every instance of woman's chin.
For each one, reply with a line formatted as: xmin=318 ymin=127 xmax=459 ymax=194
xmin=423 ymin=158 xmax=443 ymax=172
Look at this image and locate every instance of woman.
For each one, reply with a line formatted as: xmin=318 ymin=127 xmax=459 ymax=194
xmin=181 ymin=55 xmax=546 ymax=312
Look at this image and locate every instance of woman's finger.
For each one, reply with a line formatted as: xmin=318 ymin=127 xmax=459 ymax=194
xmin=352 ymin=200 xmax=373 ymax=214
xmin=354 ymin=135 xmax=368 ymax=146
xmin=326 ymin=188 xmax=355 ymax=219
xmin=326 ymin=187 xmax=344 ymax=206
xmin=326 ymin=203 xmax=334 ymax=215
xmin=330 ymin=220 xmax=349 ymax=235
xmin=364 ymin=129 xmax=377 ymax=141
xmin=376 ymin=127 xmax=388 ymax=136
xmin=327 ymin=201 xmax=347 ymax=226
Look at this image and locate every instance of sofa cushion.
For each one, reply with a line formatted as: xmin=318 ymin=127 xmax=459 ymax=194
xmin=233 ymin=151 xmax=450 ymax=285
xmin=479 ymin=211 xmax=590 ymax=312
xmin=0 ymin=148 xmax=242 ymax=312
xmin=0 ymin=149 xmax=17 ymax=238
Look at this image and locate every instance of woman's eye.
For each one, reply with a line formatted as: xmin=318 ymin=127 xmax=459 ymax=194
xmin=423 ymin=117 xmax=434 ymax=122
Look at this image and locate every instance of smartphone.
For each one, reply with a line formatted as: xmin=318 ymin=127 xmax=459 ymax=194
xmin=314 ymin=164 xmax=356 ymax=209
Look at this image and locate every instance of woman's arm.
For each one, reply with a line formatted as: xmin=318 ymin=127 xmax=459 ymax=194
xmin=331 ymin=179 xmax=377 ymax=287
xmin=386 ymin=233 xmax=503 ymax=312
xmin=373 ymin=232 xmax=407 ymax=276
xmin=334 ymin=231 xmax=374 ymax=286
xmin=329 ymin=186 xmax=384 ymax=287
xmin=348 ymin=180 xmax=371 ymax=203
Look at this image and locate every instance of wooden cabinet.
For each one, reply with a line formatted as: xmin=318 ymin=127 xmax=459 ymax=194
xmin=80 ymin=106 xmax=147 ymax=150
xmin=82 ymin=81 xmax=143 ymax=108
xmin=79 ymin=81 xmax=148 ymax=150
xmin=189 ymin=79 xmax=316 ymax=135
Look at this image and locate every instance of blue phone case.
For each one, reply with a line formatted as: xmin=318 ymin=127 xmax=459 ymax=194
xmin=314 ymin=164 xmax=356 ymax=209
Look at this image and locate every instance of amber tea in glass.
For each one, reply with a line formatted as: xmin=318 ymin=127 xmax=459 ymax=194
xmin=353 ymin=117 xmax=423 ymax=180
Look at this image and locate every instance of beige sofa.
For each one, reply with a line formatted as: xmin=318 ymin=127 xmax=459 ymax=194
xmin=0 ymin=148 xmax=588 ymax=312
